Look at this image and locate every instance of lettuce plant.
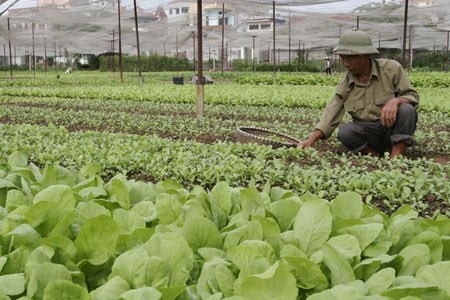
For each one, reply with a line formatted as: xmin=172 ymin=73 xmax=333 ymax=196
xmin=0 ymin=152 xmax=449 ymax=299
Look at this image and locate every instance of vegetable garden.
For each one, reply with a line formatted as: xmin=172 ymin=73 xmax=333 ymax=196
xmin=0 ymin=70 xmax=449 ymax=300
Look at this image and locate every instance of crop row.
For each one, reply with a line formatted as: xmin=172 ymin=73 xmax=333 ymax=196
xmin=2 ymin=71 xmax=449 ymax=88
xmin=0 ymin=96 xmax=449 ymax=158
xmin=1 ymin=82 xmax=450 ymax=113
xmin=0 ymin=123 xmax=448 ymax=216
xmin=232 ymin=72 xmax=450 ymax=88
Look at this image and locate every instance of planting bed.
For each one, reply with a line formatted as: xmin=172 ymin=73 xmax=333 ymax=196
xmin=0 ymin=71 xmax=449 ymax=300
xmin=0 ymin=75 xmax=449 ymax=217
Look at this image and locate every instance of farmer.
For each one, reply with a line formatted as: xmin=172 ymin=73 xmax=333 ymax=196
xmin=298 ymin=30 xmax=419 ymax=159
xmin=325 ymin=56 xmax=331 ymax=76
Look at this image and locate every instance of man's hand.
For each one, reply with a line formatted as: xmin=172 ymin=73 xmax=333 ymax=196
xmin=297 ymin=140 xmax=314 ymax=148
xmin=381 ymin=97 xmax=409 ymax=127
xmin=297 ymin=130 xmax=324 ymax=148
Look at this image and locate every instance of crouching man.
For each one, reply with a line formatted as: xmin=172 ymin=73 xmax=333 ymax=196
xmin=298 ymin=30 xmax=419 ymax=159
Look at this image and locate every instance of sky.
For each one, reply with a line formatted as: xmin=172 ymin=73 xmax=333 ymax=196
xmin=294 ymin=0 xmax=380 ymax=13
xmin=0 ymin=0 xmax=36 ymax=15
xmin=0 ymin=0 xmax=380 ymax=15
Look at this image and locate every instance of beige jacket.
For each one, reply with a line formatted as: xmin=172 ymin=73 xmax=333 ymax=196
xmin=315 ymin=58 xmax=419 ymax=138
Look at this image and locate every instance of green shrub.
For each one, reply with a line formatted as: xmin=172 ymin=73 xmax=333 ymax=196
xmin=413 ymin=51 xmax=446 ymax=71
xmin=99 ymin=54 xmax=192 ymax=72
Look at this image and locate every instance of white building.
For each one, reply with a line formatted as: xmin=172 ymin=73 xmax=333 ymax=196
xmin=246 ymin=17 xmax=285 ymax=32
xmin=400 ymin=0 xmax=433 ymax=7
xmin=166 ymin=0 xmax=190 ymax=22
xmin=88 ymin=0 xmax=115 ymax=9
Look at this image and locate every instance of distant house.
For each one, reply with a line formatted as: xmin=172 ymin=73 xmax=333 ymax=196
xmin=128 ymin=6 xmax=167 ymax=32
xmin=203 ymin=3 xmax=235 ymax=27
xmin=246 ymin=17 xmax=285 ymax=32
xmin=166 ymin=0 xmax=190 ymax=22
xmin=37 ymin=0 xmax=91 ymax=9
xmin=181 ymin=2 xmax=235 ymax=28
xmin=37 ymin=0 xmax=71 ymax=9
xmin=411 ymin=0 xmax=433 ymax=7
xmin=399 ymin=0 xmax=433 ymax=7
xmin=88 ymin=0 xmax=114 ymax=9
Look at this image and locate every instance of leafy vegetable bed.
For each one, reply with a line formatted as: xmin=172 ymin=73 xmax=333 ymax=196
xmin=0 ymin=71 xmax=448 ymax=300
xmin=0 ymin=76 xmax=449 ymax=218
xmin=0 ymin=123 xmax=448 ymax=217
xmin=0 ymin=96 xmax=449 ymax=159
xmin=0 ymin=153 xmax=449 ymax=300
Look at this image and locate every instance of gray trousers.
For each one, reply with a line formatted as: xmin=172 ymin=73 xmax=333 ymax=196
xmin=337 ymin=104 xmax=418 ymax=154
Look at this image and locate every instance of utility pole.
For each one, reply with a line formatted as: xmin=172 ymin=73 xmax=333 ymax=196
xmin=192 ymin=31 xmax=196 ymax=72
xmin=378 ymin=31 xmax=381 ymax=49
xmin=32 ymin=22 xmax=35 ymax=79
xmin=408 ymin=25 xmax=413 ymax=69
xmin=175 ymin=26 xmax=179 ymax=59
xmin=112 ymin=29 xmax=115 ymax=77
xmin=117 ymin=0 xmax=123 ymax=83
xmin=196 ymin=0 xmax=204 ymax=118
xmin=401 ymin=0 xmax=409 ymax=68
xmin=442 ymin=29 xmax=450 ymax=72
xmin=132 ymin=0 xmax=142 ymax=85
xmin=288 ymin=12 xmax=291 ymax=73
xmin=272 ymin=1 xmax=276 ymax=84
xmin=7 ymin=17 xmax=12 ymax=78
xmin=54 ymin=37 xmax=57 ymax=73
xmin=252 ymin=35 xmax=256 ymax=73
xmin=221 ymin=3 xmax=225 ymax=78
xmin=44 ymin=38 xmax=47 ymax=74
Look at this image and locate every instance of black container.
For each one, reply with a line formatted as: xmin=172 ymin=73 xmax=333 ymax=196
xmin=172 ymin=76 xmax=184 ymax=85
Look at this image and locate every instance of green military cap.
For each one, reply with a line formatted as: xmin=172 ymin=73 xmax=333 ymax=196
xmin=333 ymin=30 xmax=379 ymax=55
